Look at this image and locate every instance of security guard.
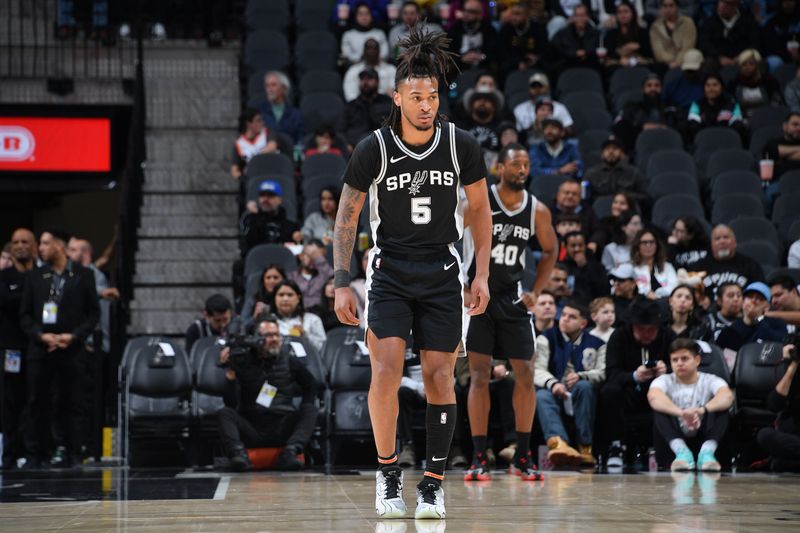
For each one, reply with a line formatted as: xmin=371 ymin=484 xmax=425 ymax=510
xmin=19 ymin=228 xmax=99 ymax=468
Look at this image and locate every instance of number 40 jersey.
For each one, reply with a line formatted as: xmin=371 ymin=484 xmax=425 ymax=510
xmin=466 ymin=184 xmax=537 ymax=294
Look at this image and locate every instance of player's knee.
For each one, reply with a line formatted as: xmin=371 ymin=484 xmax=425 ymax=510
xmin=371 ymin=359 xmax=403 ymax=384
xmin=425 ymin=366 xmax=454 ymax=394
xmin=513 ymin=364 xmax=534 ymax=388
xmin=469 ymin=366 xmax=491 ymax=388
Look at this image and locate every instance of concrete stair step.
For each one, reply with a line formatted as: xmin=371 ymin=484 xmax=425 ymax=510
xmin=143 ymin=45 xmax=239 ymax=79
xmin=133 ymin=260 xmax=231 ymax=285
xmin=136 ymin=238 xmax=238 ymax=261
xmin=141 ymin=193 xmax=238 ymax=216
xmin=143 ymin=168 xmax=238 ymax=193
xmin=0 ymin=78 xmax=133 ymax=105
xmin=128 ymin=309 xmax=201 ymax=336
xmin=146 ymin=79 xmax=238 ymax=129
xmin=145 ymin=129 xmax=234 ymax=168
xmin=130 ymin=286 xmax=233 ymax=311
xmin=138 ymin=215 xmax=238 ymax=238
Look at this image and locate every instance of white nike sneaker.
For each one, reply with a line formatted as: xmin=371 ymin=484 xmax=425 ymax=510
xmin=375 ymin=469 xmax=407 ymax=518
xmin=415 ymin=482 xmax=446 ymax=519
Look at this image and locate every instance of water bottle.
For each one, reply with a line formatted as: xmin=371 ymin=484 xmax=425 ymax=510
xmin=580 ymin=180 xmax=591 ymax=201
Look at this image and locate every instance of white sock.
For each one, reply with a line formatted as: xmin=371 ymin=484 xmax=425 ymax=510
xmin=700 ymin=440 xmax=717 ymax=453
xmin=669 ymin=439 xmax=688 ymax=455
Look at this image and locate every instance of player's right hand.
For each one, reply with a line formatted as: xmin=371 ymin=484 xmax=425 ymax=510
xmin=334 ymin=287 xmax=360 ymax=326
xmin=467 ymin=276 xmax=490 ymax=316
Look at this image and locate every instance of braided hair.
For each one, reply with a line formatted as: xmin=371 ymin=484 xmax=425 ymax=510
xmin=384 ymin=24 xmax=458 ymax=135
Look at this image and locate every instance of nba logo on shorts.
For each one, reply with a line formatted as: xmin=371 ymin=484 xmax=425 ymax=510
xmin=375 ymin=258 xmax=382 ymax=269
xmin=440 ymin=412 xmax=447 ymax=424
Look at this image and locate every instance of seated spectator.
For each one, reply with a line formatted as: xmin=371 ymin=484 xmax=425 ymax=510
xmin=649 ymin=0 xmax=697 ymax=70
xmin=631 ymin=229 xmax=679 ymax=299
xmin=218 ymin=316 xmax=319 ymax=471
xmin=331 ymin=0 xmax=392 ymax=26
xmin=597 ymin=191 xmax=640 ymax=247
xmin=767 ymin=274 xmax=800 ymax=328
xmin=716 ymin=282 xmax=787 ymax=353
xmin=667 ymin=216 xmax=709 ymax=270
xmin=727 ymin=49 xmax=784 ymax=119
xmin=304 ymin=124 xmax=347 ymax=158
xmin=514 ymin=73 xmax=574 ymax=135
xmin=530 ymin=120 xmax=583 ymax=178
xmin=340 ymin=3 xmax=389 ymax=65
xmin=584 ymin=135 xmax=648 ymax=207
xmin=340 ymin=67 xmax=393 ymax=148
xmin=521 ymin=97 xmax=553 ymax=148
xmin=756 ymin=343 xmax=800 ymax=472
xmin=786 ymin=67 xmax=800 ymax=113
xmin=614 ymin=73 xmax=683 ymax=152
xmin=497 ymin=1 xmax=548 ymax=77
xmin=704 ymin=281 xmax=743 ymax=341
xmin=544 ymin=263 xmax=573 ymax=317
xmin=535 ymin=302 xmax=606 ymax=467
xmin=550 ymin=179 xmax=606 ymax=253
xmin=388 ymin=1 xmax=443 ymax=59
xmin=288 ymin=241 xmax=333 ymax=310
xmin=271 ymin=280 xmax=326 ymax=351
xmin=554 ymin=213 xmax=582 ymax=262
xmin=764 ymin=112 xmax=800 ymax=187
xmin=550 ymin=5 xmax=601 ymax=72
xmin=447 ymin=0 xmax=499 ymax=72
xmin=597 ymin=0 xmax=647 ymax=29
xmin=590 ymin=296 xmax=617 ymax=342
xmin=602 ymin=210 xmax=643 ymax=272
xmin=302 ymin=186 xmax=339 ymax=244
xmin=666 ymin=284 xmax=711 ymax=339
xmin=308 ymin=277 xmax=341 ymax=331
xmin=185 ymin=294 xmax=232 ymax=354
xmin=697 ymin=0 xmax=759 ymax=68
xmin=343 ymin=40 xmax=397 ymax=103
xmin=242 ymin=265 xmax=286 ymax=325
xmin=604 ymin=1 xmax=654 ymax=69
xmin=689 ymin=224 xmax=764 ymax=299
xmin=534 ymin=290 xmax=558 ymax=333
xmin=609 ymin=263 xmax=640 ymax=325
xmin=0 ymin=242 xmax=11 ymax=269
xmin=687 ymin=73 xmax=746 ymax=143
xmin=791 ymin=240 xmax=800 ymax=268
xmin=457 ymin=86 xmax=505 ymax=169
xmin=230 ymin=108 xmax=279 ymax=181
xmin=563 ymin=232 xmax=611 ymax=305
xmin=647 ymin=338 xmax=734 ymax=471
xmin=547 ymin=0 xmax=602 ymax=37
xmin=663 ymin=48 xmax=706 ymax=111
xmin=239 ymin=180 xmax=302 ymax=259
xmin=761 ymin=0 xmax=800 ymax=72
xmin=259 ymin=71 xmax=306 ymax=145
xmin=601 ymin=297 xmax=676 ymax=468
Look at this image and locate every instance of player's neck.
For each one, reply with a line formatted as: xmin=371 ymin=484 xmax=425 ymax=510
xmin=496 ymin=182 xmax=524 ymax=210
xmin=399 ymin=120 xmax=436 ymax=146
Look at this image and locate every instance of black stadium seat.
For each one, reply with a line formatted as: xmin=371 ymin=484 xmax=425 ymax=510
xmin=245 ymin=0 xmax=290 ymax=31
xmin=634 ymin=128 xmax=683 ymax=168
xmin=300 ymin=93 xmax=345 ymax=131
xmin=302 ymin=153 xmax=347 ymax=180
xmin=729 ymin=216 xmax=783 ymax=255
xmin=243 ymin=30 xmax=290 ymax=73
xmin=561 ymin=91 xmax=608 ymax=116
xmin=651 ymin=194 xmax=706 ymax=232
xmin=778 ymin=170 xmax=800 ymax=195
xmin=748 ymin=106 xmax=789 ymax=132
xmin=556 ymin=67 xmax=603 ymax=96
xmin=733 ymin=342 xmax=786 ymax=432
xmin=772 ymin=192 xmax=800 ymax=240
xmin=247 ymin=152 xmax=295 ymax=179
xmin=503 ymin=68 xmax=539 ymax=100
xmin=736 ymin=240 xmax=780 ymax=267
xmin=190 ymin=337 xmax=226 ymax=463
xmin=295 ymin=0 xmax=337 ymax=33
xmin=570 ymin=108 xmax=612 ymax=134
xmin=244 ymin=244 xmax=299 ymax=279
xmin=644 ymin=149 xmax=697 ymax=179
xmin=299 ymin=69 xmax=343 ymax=98
xmin=295 ymin=31 xmax=339 ymax=73
xmin=529 ymin=174 xmax=568 ymax=204
xmin=648 ymin=172 xmax=699 ymax=199
xmin=711 ymin=193 xmax=765 ymax=224
xmin=706 ymin=149 xmax=755 ymax=183
xmin=710 ymin=170 xmax=763 ymax=201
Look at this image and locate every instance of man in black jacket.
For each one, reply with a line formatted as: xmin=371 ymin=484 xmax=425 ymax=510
xmin=757 ymin=343 xmax=800 ymax=472
xmin=697 ymin=0 xmax=759 ymax=68
xmin=447 ymin=0 xmax=499 ymax=72
xmin=0 ymin=228 xmax=37 ymax=468
xmin=340 ymin=67 xmax=393 ymax=148
xmin=563 ymin=232 xmax=610 ymax=306
xmin=239 ymin=180 xmax=301 ymax=257
xmin=218 ymin=317 xmax=318 ymax=471
xmin=19 ymin=228 xmax=99 ymax=468
xmin=600 ymin=297 xmax=676 ymax=469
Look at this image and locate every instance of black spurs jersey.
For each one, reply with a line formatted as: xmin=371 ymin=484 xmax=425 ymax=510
xmin=468 ymin=184 xmax=537 ymax=293
xmin=343 ymin=121 xmax=486 ymax=256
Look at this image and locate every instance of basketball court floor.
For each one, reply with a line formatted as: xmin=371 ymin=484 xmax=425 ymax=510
xmin=1 ymin=468 xmax=799 ymax=531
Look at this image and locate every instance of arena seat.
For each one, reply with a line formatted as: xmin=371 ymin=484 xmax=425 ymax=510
xmin=299 ymin=69 xmax=344 ymax=98
xmin=561 ymin=91 xmax=608 ymax=116
xmin=748 ymin=106 xmax=790 ymax=133
xmin=247 ymin=152 xmax=295 ymax=179
xmin=728 ymin=217 xmax=783 ymax=256
xmin=190 ymin=336 xmax=226 ymax=464
xmin=529 ymin=174 xmax=568 ymax=204
xmin=556 ymin=67 xmax=603 ymax=96
xmin=749 ymin=125 xmax=783 ymax=159
xmin=634 ymin=127 xmax=683 ymax=168
xmin=243 ymin=30 xmax=290 ymax=73
xmin=300 ymin=92 xmax=345 ymax=131
xmin=732 ymin=341 xmax=786 ymax=434
xmin=647 ymin=172 xmax=699 ymax=200
xmin=706 ymin=149 xmax=755 ymax=183
xmin=295 ymin=0 xmax=337 ymax=33
xmin=651 ymin=194 xmax=706 ymax=232
xmin=570 ymin=107 xmax=612 ymax=134
xmin=736 ymin=240 xmax=780 ymax=268
xmin=778 ymin=170 xmax=800 ymax=195
xmin=503 ymin=68 xmax=539 ymax=100
xmin=710 ymin=193 xmax=765 ymax=224
xmin=772 ymin=192 xmax=800 ymax=240
xmin=244 ymin=244 xmax=299 ymax=279
xmin=302 ymin=153 xmax=347 ymax=180
xmin=644 ymin=149 xmax=696 ymax=179
xmin=710 ymin=170 xmax=763 ymax=201
xmin=295 ymin=31 xmax=339 ymax=73
xmin=245 ymin=0 xmax=290 ymax=31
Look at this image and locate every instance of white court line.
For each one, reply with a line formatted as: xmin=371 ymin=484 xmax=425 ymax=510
xmin=213 ymin=476 xmax=231 ymax=500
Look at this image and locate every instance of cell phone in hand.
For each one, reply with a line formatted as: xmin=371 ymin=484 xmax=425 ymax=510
xmin=644 ymin=359 xmax=658 ymax=369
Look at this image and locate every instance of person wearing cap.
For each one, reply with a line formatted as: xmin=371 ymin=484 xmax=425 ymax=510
xmin=649 ymin=0 xmax=697 ymax=70
xmin=609 ymin=263 xmax=639 ymax=326
xmin=447 ymin=0 xmax=499 ymax=72
xmin=550 ymin=4 xmax=601 ymax=72
xmin=341 ymin=66 xmax=393 ymax=148
xmin=343 ymin=38 xmax=397 ymax=102
xmin=584 ymin=135 xmax=648 ymax=206
xmin=239 ymin=180 xmax=302 ymax=260
xmin=19 ymin=228 xmax=100 ymax=468
xmin=687 ymin=224 xmax=763 ymax=300
xmin=529 ymin=118 xmax=583 ymax=178
xmin=697 ymin=0 xmax=759 ymax=68
xmin=601 ymin=296 xmax=676 ymax=469
xmin=662 ymin=48 xmax=705 ymax=110
xmin=497 ymin=1 xmax=548 ymax=78
xmin=457 ymin=86 xmax=504 ymax=167
xmin=716 ymin=281 xmax=787 ymax=353
xmin=513 ymin=73 xmax=573 ymax=135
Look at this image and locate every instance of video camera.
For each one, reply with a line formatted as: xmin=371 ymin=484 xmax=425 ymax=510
xmin=785 ymin=332 xmax=800 ymax=362
xmin=217 ymin=318 xmax=265 ymax=370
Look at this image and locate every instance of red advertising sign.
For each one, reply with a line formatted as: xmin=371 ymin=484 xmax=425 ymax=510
xmin=0 ymin=117 xmax=111 ymax=172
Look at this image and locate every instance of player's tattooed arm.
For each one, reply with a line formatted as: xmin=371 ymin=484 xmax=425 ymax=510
xmin=333 ymin=184 xmax=367 ymax=272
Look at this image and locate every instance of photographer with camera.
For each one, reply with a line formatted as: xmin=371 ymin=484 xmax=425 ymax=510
xmin=217 ymin=317 xmax=319 ymax=472
xmin=756 ymin=341 xmax=800 ymax=472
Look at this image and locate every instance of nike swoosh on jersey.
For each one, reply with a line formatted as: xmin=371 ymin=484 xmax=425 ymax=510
xmin=491 ymin=210 xmax=503 ymax=215
xmin=389 ymin=155 xmax=408 ymax=163
xmin=444 ymin=262 xmax=456 ymax=270
xmin=431 ymin=456 xmax=447 ymax=462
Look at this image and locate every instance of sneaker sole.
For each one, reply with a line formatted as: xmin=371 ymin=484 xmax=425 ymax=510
xmin=463 ymin=471 xmax=491 ymax=481
xmin=376 ymin=503 xmax=407 ymax=519
xmin=699 ymin=461 xmax=721 ymax=472
xmin=670 ymin=461 xmax=695 ymax=472
xmin=548 ymin=452 xmax=582 ymax=467
xmin=516 ymin=470 xmax=544 ymax=481
xmin=415 ymin=505 xmax=445 ymax=519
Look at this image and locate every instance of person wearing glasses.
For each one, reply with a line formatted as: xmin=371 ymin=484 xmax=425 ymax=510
xmin=631 ymin=229 xmax=678 ymax=300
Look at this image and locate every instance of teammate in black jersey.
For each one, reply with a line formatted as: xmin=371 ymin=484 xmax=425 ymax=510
xmin=332 ymin=27 xmax=491 ymax=520
xmin=463 ymin=143 xmax=558 ymax=481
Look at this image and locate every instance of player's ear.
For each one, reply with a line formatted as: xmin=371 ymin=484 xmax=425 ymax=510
xmin=393 ymin=89 xmax=401 ymax=108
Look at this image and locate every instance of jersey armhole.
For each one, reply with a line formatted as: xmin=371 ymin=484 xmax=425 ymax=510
xmin=449 ymin=122 xmax=461 ymax=177
xmin=529 ymin=194 xmax=538 ymax=237
xmin=374 ymin=129 xmax=388 ymax=185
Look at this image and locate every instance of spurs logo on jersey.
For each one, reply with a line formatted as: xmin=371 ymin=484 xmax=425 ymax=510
xmin=385 ymin=169 xmax=456 ymax=194
xmin=468 ymin=184 xmax=537 ymax=293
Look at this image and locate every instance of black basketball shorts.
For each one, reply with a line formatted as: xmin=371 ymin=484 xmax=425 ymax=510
xmin=364 ymin=247 xmax=463 ymax=353
xmin=466 ymin=290 xmax=535 ymax=360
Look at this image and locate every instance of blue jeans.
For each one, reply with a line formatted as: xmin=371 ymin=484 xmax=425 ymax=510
xmin=536 ymin=380 xmax=595 ymax=446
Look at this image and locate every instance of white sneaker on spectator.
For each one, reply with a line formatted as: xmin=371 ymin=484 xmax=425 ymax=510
xmin=151 ymin=22 xmax=166 ymax=40
xmin=607 ymin=442 xmax=624 ymax=469
xmin=375 ymin=469 xmax=406 ymax=518
xmin=415 ymin=482 xmax=445 ymax=519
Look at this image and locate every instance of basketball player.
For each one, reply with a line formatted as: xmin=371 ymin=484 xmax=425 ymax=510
xmin=333 ymin=28 xmax=492 ymax=519
xmin=463 ymin=144 xmax=557 ymax=481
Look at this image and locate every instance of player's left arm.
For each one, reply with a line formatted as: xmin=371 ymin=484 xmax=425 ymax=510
xmin=464 ymin=179 xmax=491 ymax=315
xmin=522 ymin=202 xmax=557 ymax=309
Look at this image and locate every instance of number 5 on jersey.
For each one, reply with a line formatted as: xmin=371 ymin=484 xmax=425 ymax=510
xmin=411 ymin=196 xmax=431 ymax=225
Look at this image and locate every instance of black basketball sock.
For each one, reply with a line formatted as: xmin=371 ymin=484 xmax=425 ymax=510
xmin=515 ymin=432 xmax=531 ymax=463
xmin=472 ymin=435 xmax=488 ymax=458
xmin=378 ymin=452 xmax=400 ymax=474
xmin=422 ymin=403 xmax=457 ymax=486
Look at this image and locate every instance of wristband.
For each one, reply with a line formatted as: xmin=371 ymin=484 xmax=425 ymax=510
xmin=333 ymin=269 xmax=351 ymax=289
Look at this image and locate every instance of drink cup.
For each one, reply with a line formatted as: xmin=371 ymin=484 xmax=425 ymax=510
xmin=596 ymin=47 xmax=607 ymax=59
xmin=760 ymin=159 xmax=774 ymax=181
xmin=337 ymin=3 xmax=350 ymax=21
